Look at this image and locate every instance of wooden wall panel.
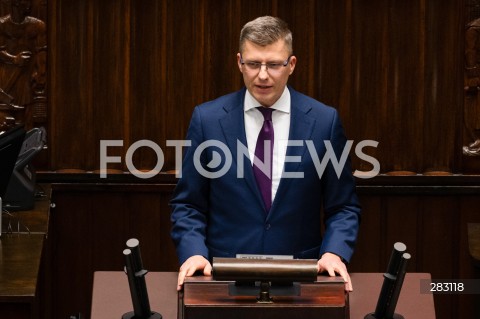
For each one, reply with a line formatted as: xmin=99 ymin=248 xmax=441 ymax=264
xmin=90 ymin=1 xmax=130 ymax=169
xmin=384 ymin=196 xmax=420 ymax=268
xmin=44 ymin=0 xmax=472 ymax=175
xmin=423 ymin=0 xmax=465 ymax=173
xmin=202 ymin=0 xmax=243 ymax=100
xmin=347 ymin=0 xmax=389 ymax=173
xmin=421 ymin=197 xmax=459 ymax=319
xmin=49 ymin=1 xmax=92 ymax=170
xmin=49 ymin=184 xmax=179 ymax=319
xmin=130 ymin=0 xmax=171 ymax=170
xmin=421 ymin=197 xmax=458 ymax=277
xmin=50 ymin=191 xmax=94 ymax=319
xmin=383 ymin=2 xmax=425 ymax=173
xmin=458 ymin=196 xmax=480 ymax=318
xmin=276 ymin=0 xmax=317 ymax=98
xmin=313 ymin=1 xmax=349 ymax=110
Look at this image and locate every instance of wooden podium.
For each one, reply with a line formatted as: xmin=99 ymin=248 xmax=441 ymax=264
xmin=180 ymin=276 xmax=348 ymax=319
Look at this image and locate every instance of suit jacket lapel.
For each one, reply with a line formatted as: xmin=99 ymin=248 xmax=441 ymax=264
xmin=270 ymin=89 xmax=316 ymax=214
xmin=219 ymin=89 xmax=264 ymax=208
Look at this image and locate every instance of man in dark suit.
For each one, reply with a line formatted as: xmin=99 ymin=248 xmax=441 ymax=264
xmin=170 ymin=16 xmax=361 ymax=292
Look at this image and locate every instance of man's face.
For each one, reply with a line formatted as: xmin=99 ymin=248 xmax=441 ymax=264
xmin=237 ymin=39 xmax=296 ymax=107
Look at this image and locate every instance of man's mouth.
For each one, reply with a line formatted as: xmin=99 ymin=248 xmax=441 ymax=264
xmin=256 ymin=85 xmax=272 ymax=90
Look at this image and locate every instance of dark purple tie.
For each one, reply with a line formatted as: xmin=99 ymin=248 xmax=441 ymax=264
xmin=253 ymin=107 xmax=274 ymax=212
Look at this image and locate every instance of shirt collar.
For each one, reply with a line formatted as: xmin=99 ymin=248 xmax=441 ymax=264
xmin=244 ymin=86 xmax=291 ymax=114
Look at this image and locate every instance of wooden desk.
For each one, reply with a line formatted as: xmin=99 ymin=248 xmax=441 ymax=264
xmin=91 ymin=272 xmax=435 ymax=319
xmin=349 ymin=273 xmax=435 ymax=319
xmin=0 ymin=234 xmax=44 ymax=317
xmin=0 ymin=186 xmax=50 ymax=319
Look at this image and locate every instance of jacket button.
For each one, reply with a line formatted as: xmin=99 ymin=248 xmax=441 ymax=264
xmin=265 ymin=223 xmax=271 ymax=230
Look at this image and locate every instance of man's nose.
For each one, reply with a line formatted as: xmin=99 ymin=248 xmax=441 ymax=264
xmin=258 ymin=65 xmax=269 ymax=80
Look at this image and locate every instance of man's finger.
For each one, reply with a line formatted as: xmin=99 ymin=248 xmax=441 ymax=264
xmin=185 ymin=265 xmax=198 ymax=277
xmin=343 ymin=274 xmax=353 ymax=291
xmin=177 ymin=269 xmax=187 ymax=291
xmin=204 ymin=263 xmax=212 ymax=276
xmin=334 ymin=266 xmax=352 ymax=292
xmin=326 ymin=266 xmax=336 ymax=277
xmin=179 ymin=264 xmax=199 ymax=289
xmin=345 ymin=281 xmax=353 ymax=291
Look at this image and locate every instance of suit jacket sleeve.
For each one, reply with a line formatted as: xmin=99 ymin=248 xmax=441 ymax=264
xmin=318 ymin=109 xmax=361 ymax=263
xmin=170 ymin=106 xmax=210 ymax=264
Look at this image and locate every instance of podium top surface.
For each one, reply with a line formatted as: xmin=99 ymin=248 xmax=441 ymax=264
xmin=91 ymin=272 xmax=435 ymax=319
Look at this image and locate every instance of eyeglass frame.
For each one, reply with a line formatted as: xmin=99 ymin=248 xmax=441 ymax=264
xmin=239 ymin=53 xmax=293 ymax=72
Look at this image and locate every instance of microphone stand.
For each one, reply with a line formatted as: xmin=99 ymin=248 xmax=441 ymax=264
xmin=122 ymin=238 xmax=162 ymax=319
xmin=364 ymin=242 xmax=409 ymax=319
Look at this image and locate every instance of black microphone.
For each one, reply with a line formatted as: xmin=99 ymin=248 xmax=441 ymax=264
xmin=384 ymin=253 xmax=410 ymax=318
xmin=122 ymin=238 xmax=162 ymax=319
xmin=364 ymin=242 xmax=409 ymax=319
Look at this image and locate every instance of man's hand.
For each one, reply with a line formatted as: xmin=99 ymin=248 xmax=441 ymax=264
xmin=317 ymin=252 xmax=353 ymax=292
xmin=177 ymin=255 xmax=212 ymax=291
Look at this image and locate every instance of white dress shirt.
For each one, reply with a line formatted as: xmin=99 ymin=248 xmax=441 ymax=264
xmin=244 ymin=87 xmax=291 ymax=203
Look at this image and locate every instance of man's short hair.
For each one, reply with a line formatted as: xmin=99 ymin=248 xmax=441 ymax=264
xmin=239 ymin=16 xmax=293 ymax=54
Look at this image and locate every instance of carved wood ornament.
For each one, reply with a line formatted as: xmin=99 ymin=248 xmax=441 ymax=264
xmin=0 ymin=0 xmax=46 ymax=132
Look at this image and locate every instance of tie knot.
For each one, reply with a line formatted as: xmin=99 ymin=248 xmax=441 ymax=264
xmin=257 ymin=107 xmax=274 ymax=121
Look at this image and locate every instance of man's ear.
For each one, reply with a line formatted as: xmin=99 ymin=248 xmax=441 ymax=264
xmin=288 ymin=55 xmax=297 ymax=75
xmin=236 ymin=53 xmax=243 ymax=73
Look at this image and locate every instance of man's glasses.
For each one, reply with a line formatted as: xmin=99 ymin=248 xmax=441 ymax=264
xmin=240 ymin=54 xmax=292 ymax=73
